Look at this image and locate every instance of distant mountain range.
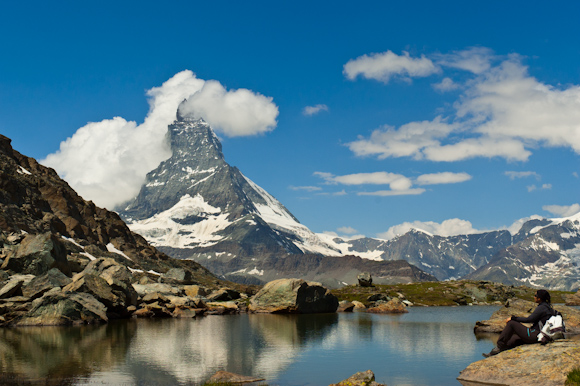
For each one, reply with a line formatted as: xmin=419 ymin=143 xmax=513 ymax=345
xmin=120 ymin=115 xmax=580 ymax=291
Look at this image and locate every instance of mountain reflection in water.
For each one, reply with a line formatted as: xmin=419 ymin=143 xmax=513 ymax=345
xmin=0 ymin=307 xmax=500 ymax=386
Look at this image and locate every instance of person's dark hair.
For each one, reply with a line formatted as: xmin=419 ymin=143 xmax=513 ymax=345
xmin=535 ymin=289 xmax=551 ymax=304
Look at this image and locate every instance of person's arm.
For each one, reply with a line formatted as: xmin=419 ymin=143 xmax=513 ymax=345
xmin=511 ymin=303 xmax=547 ymax=324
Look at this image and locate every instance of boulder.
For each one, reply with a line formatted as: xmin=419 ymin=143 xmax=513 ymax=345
xmin=0 ymin=274 xmax=35 ymax=299
xmin=184 ymin=284 xmax=208 ymax=298
xmin=207 ymin=288 xmax=241 ymax=302
xmin=63 ymin=273 xmax=123 ymax=316
xmin=357 ymin=272 xmax=373 ymax=287
xmin=457 ymin=340 xmax=580 ymax=386
xmin=15 ymin=289 xmax=108 ymax=326
xmin=352 ymin=300 xmax=366 ymax=310
xmin=565 ymin=290 xmax=580 ymax=306
xmin=132 ymin=283 xmax=183 ymax=297
xmin=82 ymin=258 xmax=138 ymax=307
xmin=1 ymin=233 xmax=71 ymax=276
xmin=22 ymin=268 xmax=72 ymax=300
xmin=249 ymin=278 xmax=339 ymax=314
xmin=338 ymin=300 xmax=355 ymax=312
xmin=474 ymin=298 xmax=580 ymax=334
xmin=208 ymin=371 xmax=265 ymax=384
xmin=329 ymin=370 xmax=386 ymax=386
xmin=367 ymin=298 xmax=408 ymax=314
xmin=158 ymin=268 xmax=193 ymax=284
xmin=367 ymin=293 xmax=389 ymax=302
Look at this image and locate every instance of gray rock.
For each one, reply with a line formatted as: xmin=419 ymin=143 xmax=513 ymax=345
xmin=22 ymin=268 xmax=72 ymax=300
xmin=132 ymin=283 xmax=183 ymax=297
xmin=458 ymin=340 xmax=580 ymax=386
xmin=249 ymin=278 xmax=339 ymax=314
xmin=329 ymin=370 xmax=386 ymax=386
xmin=367 ymin=293 xmax=389 ymax=302
xmin=207 ymin=288 xmax=241 ymax=302
xmin=357 ymin=272 xmax=373 ymax=287
xmin=1 ymin=233 xmax=71 ymax=276
xmin=159 ymin=268 xmax=193 ymax=284
xmin=81 ymin=258 xmax=138 ymax=308
xmin=15 ymin=290 xmax=108 ymax=326
xmin=0 ymin=274 xmax=35 ymax=299
xmin=337 ymin=300 xmax=355 ymax=312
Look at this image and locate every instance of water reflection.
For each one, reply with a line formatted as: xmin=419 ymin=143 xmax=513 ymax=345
xmin=0 ymin=308 xmax=499 ymax=386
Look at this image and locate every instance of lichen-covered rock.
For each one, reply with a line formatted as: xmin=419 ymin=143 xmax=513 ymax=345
xmin=474 ymin=298 xmax=580 ymax=334
xmin=82 ymin=258 xmax=138 ymax=308
xmin=352 ymin=300 xmax=366 ymax=310
xmin=158 ymin=268 xmax=193 ymax=284
xmin=21 ymin=268 xmax=72 ymax=300
xmin=367 ymin=298 xmax=408 ymax=314
xmin=208 ymin=371 xmax=265 ymax=384
xmin=15 ymin=289 xmax=108 ymax=326
xmin=457 ymin=340 xmax=580 ymax=386
xmin=1 ymin=233 xmax=71 ymax=276
xmin=249 ymin=278 xmax=339 ymax=314
xmin=0 ymin=274 xmax=34 ymax=299
xmin=329 ymin=370 xmax=386 ymax=386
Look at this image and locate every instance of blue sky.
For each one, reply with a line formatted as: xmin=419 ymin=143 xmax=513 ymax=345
xmin=1 ymin=1 xmax=579 ymax=239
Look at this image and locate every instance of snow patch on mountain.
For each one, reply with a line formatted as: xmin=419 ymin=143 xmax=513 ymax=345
xmin=127 ymin=194 xmax=231 ymax=248
xmin=242 ymin=174 xmax=342 ymax=256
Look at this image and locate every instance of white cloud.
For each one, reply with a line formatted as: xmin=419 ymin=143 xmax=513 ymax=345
xmin=343 ymin=50 xmax=440 ymax=83
xmin=43 ymin=70 xmax=278 ymax=209
xmin=377 ymin=218 xmax=480 ymax=240
xmin=177 ymin=80 xmax=278 ymax=137
xmin=543 ymin=203 xmax=580 ymax=217
xmin=504 ymin=171 xmax=540 ymax=180
xmin=314 ymin=171 xmax=413 ymax=191
xmin=358 ymin=189 xmax=425 ymax=197
xmin=337 ymin=226 xmax=358 ymax=235
xmin=415 ymin=172 xmax=472 ymax=185
xmin=303 ymin=104 xmax=329 ymax=116
xmin=527 ymin=184 xmax=551 ymax=192
xmin=432 ymin=77 xmax=460 ymax=92
xmin=435 ymin=47 xmax=496 ymax=74
xmin=347 ymin=117 xmax=457 ymax=160
xmin=574 ymin=172 xmax=579 ymax=178
xmin=347 ymin=52 xmax=580 ymax=162
xmin=289 ymin=185 xmax=322 ymax=192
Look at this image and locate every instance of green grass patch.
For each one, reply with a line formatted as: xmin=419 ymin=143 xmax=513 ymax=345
xmin=331 ymin=280 xmax=573 ymax=307
xmin=566 ymin=368 xmax=580 ymax=386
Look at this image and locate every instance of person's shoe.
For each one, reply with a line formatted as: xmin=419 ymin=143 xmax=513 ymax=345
xmin=482 ymin=347 xmax=501 ymax=358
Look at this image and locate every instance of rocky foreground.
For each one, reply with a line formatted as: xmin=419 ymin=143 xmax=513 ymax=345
xmin=457 ymin=340 xmax=580 ymax=386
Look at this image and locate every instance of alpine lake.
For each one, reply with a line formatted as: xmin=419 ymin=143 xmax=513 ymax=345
xmin=1 ymin=305 xmax=514 ymax=386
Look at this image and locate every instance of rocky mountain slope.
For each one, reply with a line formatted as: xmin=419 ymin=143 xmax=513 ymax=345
xmin=119 ymin=116 xmax=436 ymax=286
xmin=465 ymin=213 xmax=580 ymax=291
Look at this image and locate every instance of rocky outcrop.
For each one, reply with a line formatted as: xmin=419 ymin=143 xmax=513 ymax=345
xmin=15 ymin=289 xmax=108 ymax=326
xmin=249 ymin=278 xmax=339 ymax=314
xmin=329 ymin=370 xmax=386 ymax=386
xmin=457 ymin=340 xmax=580 ymax=386
xmin=367 ymin=298 xmax=408 ymax=314
xmin=474 ymin=298 xmax=580 ymax=334
xmin=208 ymin=371 xmax=265 ymax=384
xmin=0 ymin=134 xmax=253 ymax=326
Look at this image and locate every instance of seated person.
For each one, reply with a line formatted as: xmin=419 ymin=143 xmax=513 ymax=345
xmin=483 ymin=289 xmax=553 ymax=357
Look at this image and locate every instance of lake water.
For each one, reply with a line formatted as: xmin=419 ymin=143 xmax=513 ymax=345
xmin=0 ymin=306 xmax=503 ymax=386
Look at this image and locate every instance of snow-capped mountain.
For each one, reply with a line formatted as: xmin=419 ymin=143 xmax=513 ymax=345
xmin=466 ymin=212 xmax=580 ymax=291
xmin=120 ymin=115 xmax=435 ymax=286
xmin=119 ymin=114 xmax=580 ymax=290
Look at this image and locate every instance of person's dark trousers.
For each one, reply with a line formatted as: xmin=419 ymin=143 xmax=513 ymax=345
xmin=497 ymin=320 xmax=539 ymax=351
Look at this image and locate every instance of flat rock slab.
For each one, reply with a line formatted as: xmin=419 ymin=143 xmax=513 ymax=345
xmin=457 ymin=340 xmax=580 ymax=386
xmin=208 ymin=371 xmax=265 ymax=384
